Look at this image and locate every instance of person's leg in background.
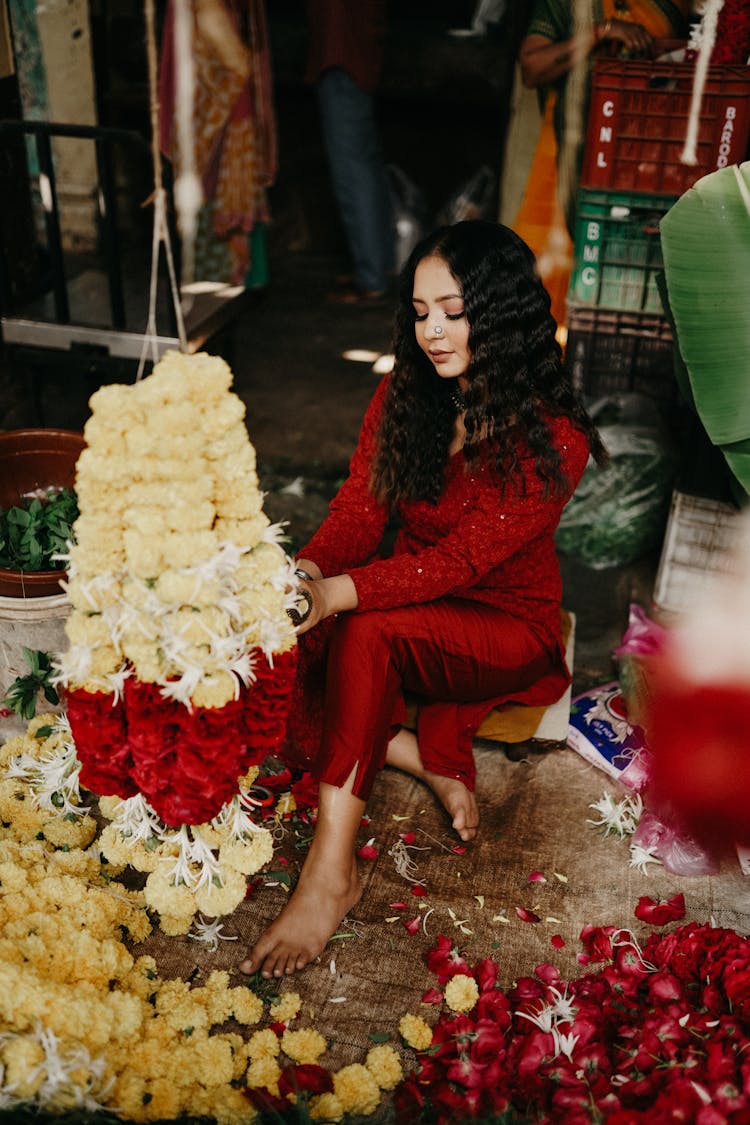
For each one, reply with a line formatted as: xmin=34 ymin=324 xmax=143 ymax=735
xmin=316 ymin=66 xmax=395 ymax=299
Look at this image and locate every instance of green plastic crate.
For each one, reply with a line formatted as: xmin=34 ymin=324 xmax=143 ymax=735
xmin=568 ymin=190 xmax=676 ymax=314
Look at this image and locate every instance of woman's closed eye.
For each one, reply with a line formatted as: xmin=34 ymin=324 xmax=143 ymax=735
xmin=413 ymin=310 xmax=465 ymax=322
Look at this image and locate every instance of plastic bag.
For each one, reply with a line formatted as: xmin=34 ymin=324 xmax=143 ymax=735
xmin=632 ymin=806 xmax=720 ymax=877
xmin=614 ymin=603 xmax=669 ymax=728
xmin=386 ymin=165 xmax=430 ymax=273
xmin=556 ymin=393 xmax=677 ymax=568
xmin=437 ymin=165 xmax=497 ymax=226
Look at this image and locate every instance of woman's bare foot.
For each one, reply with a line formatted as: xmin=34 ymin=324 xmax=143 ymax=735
xmin=239 ymin=855 xmax=362 ymax=979
xmin=422 ymin=770 xmax=479 ymax=842
xmin=386 ymin=728 xmax=480 ymax=842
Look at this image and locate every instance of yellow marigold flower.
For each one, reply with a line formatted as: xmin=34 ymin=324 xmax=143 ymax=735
xmin=82 ymin=414 xmax=129 ymax=454
xmin=174 ymin=606 xmax=230 ymax=644
xmin=156 ymin=912 xmax=195 ymax=937
xmin=144 ymin=866 xmax=197 ymax=919
xmin=444 ymin=973 xmax=480 ymax=1013
xmin=122 ymin=956 xmax=159 ymax=999
xmin=219 ymin=830 xmax=273 ymax=876
xmin=281 ymin=1027 xmax=327 ymax=1065
xmin=72 ymin=518 xmax=123 ymax=556
xmin=41 ymin=813 xmax=97 ymax=850
xmin=200 ymin=393 xmax=246 ymax=437
xmin=247 ymin=1028 xmax=281 ymax=1060
xmin=189 ymin=672 xmax=237 ymax=711
xmin=123 ymin=529 xmax=163 ymax=579
xmin=214 ymin=486 xmax=263 ymax=520
xmin=129 ymin=478 xmax=213 ymax=510
xmin=310 ymin=1092 xmax=345 ymax=1122
xmin=140 ymin=1076 xmax=182 ymax=1120
xmin=86 ymin=644 xmax=122 ymax=677
xmin=158 ymin=997 xmax=210 ymax=1035
xmin=64 ymin=610 xmax=112 ymax=648
xmin=165 ymin=530 xmax=218 ymax=569
xmin=98 ymin=823 xmax=142 ymax=868
xmin=225 ymin=987 xmax=264 ymax=1027
xmin=215 ymin=514 xmax=269 ymax=549
xmin=205 ymin=423 xmax=249 ymax=461
xmin=399 ymin=1013 xmax=434 ymax=1051
xmin=155 ymin=570 xmax=222 ymax=607
xmin=223 ymin=1032 xmax=250 ymax=1079
xmin=269 ymin=991 xmax=301 ymax=1024
xmin=333 ymin=1063 xmax=381 ymax=1116
xmin=246 ymin=1055 xmax=282 ymax=1096
xmin=88 ymin=380 xmax=141 ymax=419
xmin=365 ymin=1044 xmax=403 ymax=1090
xmin=97 ymin=795 xmax=124 ymax=820
xmin=200 ymin=986 xmax=233 ymax=1027
xmin=1 ymin=1035 xmax=46 ymax=1097
xmin=205 ymin=1084 xmax=257 ymax=1125
xmin=64 ymin=574 xmax=121 ymax=612
xmin=110 ymin=1070 xmax=149 ymax=1119
xmin=193 ymin=865 xmax=246 ymax=917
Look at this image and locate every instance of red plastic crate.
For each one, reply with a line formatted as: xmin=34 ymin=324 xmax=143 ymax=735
xmin=581 ymin=58 xmax=750 ymax=196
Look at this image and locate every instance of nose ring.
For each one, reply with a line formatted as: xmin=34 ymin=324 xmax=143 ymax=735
xmin=434 ymin=325 xmax=443 ymax=335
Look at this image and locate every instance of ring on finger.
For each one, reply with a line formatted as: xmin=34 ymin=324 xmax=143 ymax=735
xmin=287 ymin=588 xmax=313 ymax=626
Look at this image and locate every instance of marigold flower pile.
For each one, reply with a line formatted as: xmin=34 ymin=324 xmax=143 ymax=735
xmin=57 ymin=349 xmax=298 ymax=829
xmin=394 ymin=924 xmax=750 ymax=1124
xmin=0 ymin=720 xmax=403 ymax=1121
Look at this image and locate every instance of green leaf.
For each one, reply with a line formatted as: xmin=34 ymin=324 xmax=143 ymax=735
xmin=661 ymin=161 xmax=750 ymax=498
xmin=368 ymin=1031 xmax=391 ymax=1043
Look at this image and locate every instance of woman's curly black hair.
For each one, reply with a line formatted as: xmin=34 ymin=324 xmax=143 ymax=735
xmin=371 ymin=220 xmax=607 ymax=507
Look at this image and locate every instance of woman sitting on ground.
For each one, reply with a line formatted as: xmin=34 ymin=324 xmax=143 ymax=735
xmin=240 ymin=219 xmax=606 ymax=980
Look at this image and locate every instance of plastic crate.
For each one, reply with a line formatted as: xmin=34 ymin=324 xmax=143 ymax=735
xmin=565 ymin=306 xmax=675 ymax=400
xmin=568 ymin=189 xmax=674 ymax=314
xmin=581 ymin=58 xmax=750 ymax=196
xmin=653 ymin=490 xmax=740 ymax=616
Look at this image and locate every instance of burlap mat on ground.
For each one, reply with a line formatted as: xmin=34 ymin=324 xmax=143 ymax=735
xmin=132 ymin=743 xmax=750 ymax=1081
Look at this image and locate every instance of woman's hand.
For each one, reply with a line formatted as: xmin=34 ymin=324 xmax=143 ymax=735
xmin=597 ymin=18 xmax=655 ymax=56
xmin=289 ymin=574 xmax=359 ymax=636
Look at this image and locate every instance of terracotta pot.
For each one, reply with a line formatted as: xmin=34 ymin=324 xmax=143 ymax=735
xmin=0 ymin=428 xmax=85 ymax=598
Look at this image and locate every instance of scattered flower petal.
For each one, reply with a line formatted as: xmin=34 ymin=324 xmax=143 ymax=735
xmin=403 ymin=916 xmax=421 ymax=936
xmin=400 ymin=831 xmax=416 ymax=845
xmin=389 ymin=901 xmax=408 ymax=910
xmin=492 ymin=913 xmax=510 ymax=924
xmin=553 ymin=872 xmax=568 ymax=883
xmin=327 ymin=997 xmax=347 ymax=1003
xmin=515 ymin=907 xmax=541 ymax=924
xmin=528 ymin=871 xmax=547 ymax=883
xmin=392 ymin=814 xmax=411 ymax=822
xmin=634 ymin=893 xmax=686 ymax=926
xmin=474 ymin=895 xmax=485 ymax=908
xmin=410 ymin=884 xmax=427 ymax=897
xmin=452 ymin=845 xmax=467 ymax=855
xmin=546 ymin=917 xmax=563 ymax=924
xmin=358 ymin=838 xmax=379 ymax=861
xmin=421 ymin=988 xmax=443 ymax=1005
xmin=551 ymin=934 xmax=566 ymax=949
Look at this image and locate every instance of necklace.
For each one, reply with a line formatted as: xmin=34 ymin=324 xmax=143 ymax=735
xmin=449 ymin=383 xmax=466 ymax=414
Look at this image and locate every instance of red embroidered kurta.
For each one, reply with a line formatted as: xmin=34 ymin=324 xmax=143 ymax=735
xmin=285 ymin=377 xmax=590 ymax=794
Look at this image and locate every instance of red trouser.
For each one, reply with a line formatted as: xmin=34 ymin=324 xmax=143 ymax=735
xmin=298 ymin=598 xmax=564 ymax=800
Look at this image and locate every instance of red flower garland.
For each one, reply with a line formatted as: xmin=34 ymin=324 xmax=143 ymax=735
xmin=66 ymin=647 xmax=297 ymax=825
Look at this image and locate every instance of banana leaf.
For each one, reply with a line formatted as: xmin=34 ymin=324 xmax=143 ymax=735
xmin=660 ymin=160 xmax=750 ymax=499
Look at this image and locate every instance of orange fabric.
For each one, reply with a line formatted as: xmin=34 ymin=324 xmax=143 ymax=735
xmin=511 ymin=97 xmax=572 ymax=330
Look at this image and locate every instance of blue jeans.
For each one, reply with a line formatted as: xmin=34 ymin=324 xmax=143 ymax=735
xmin=317 ymin=67 xmax=395 ymax=293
